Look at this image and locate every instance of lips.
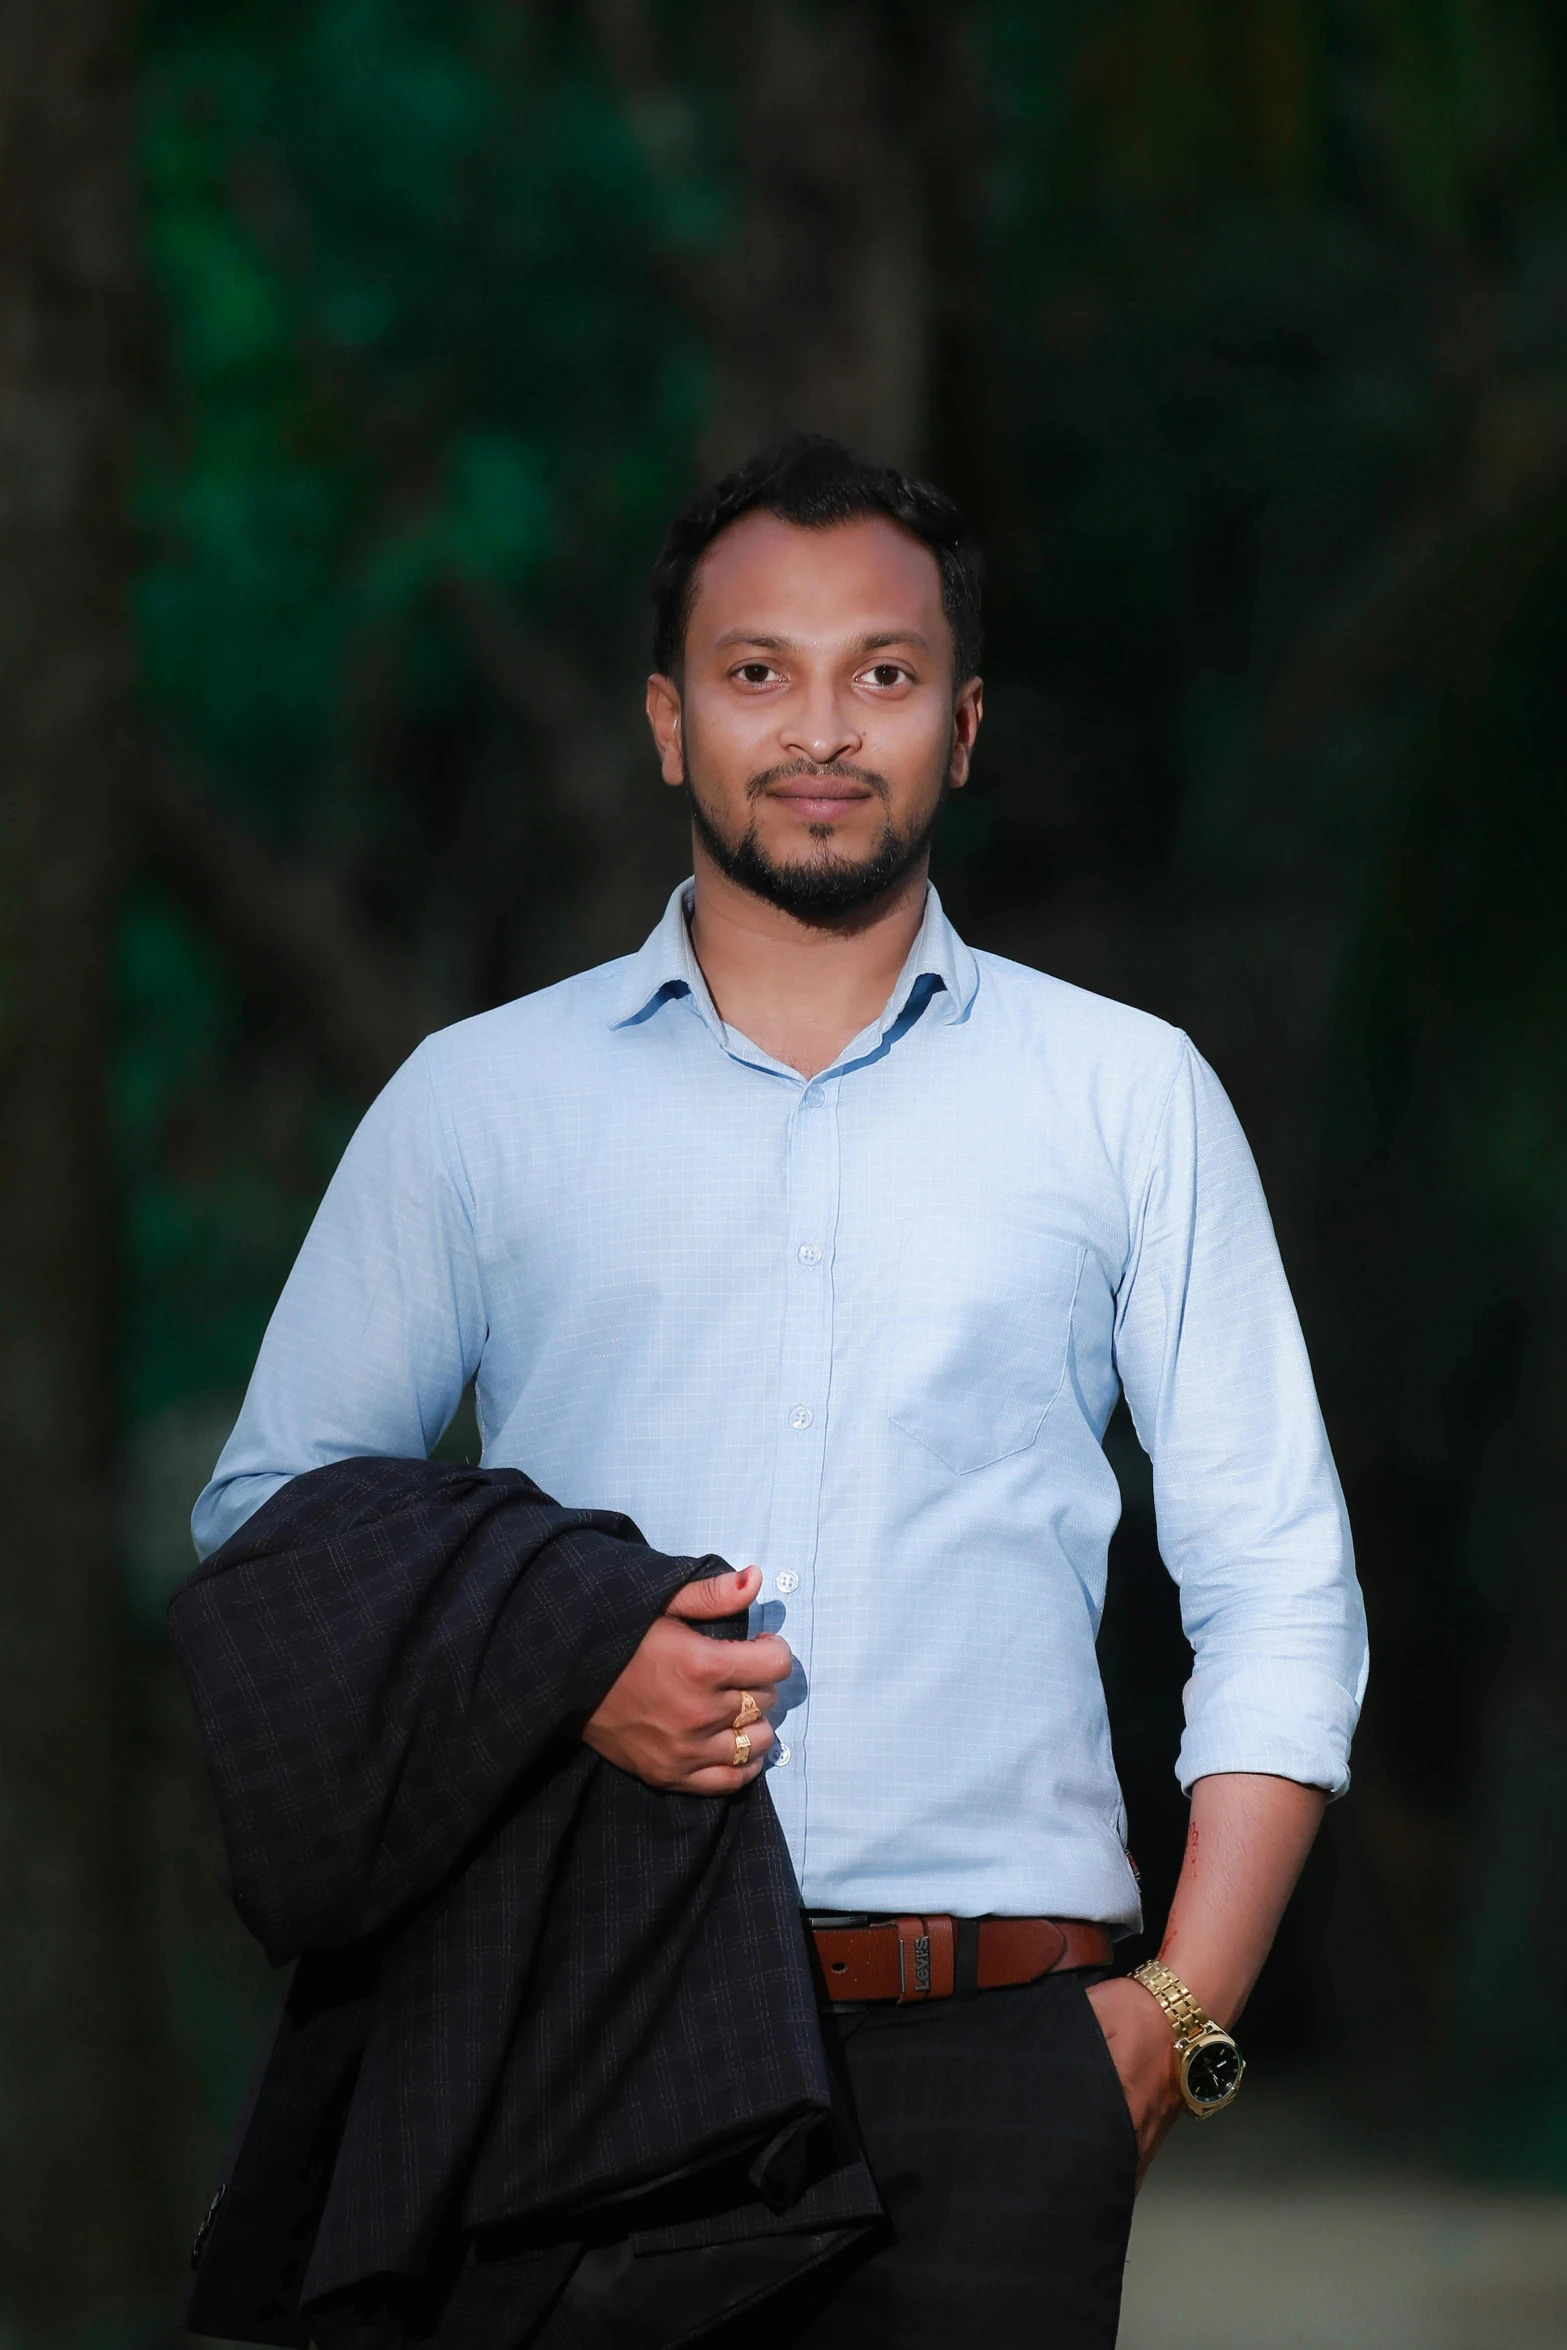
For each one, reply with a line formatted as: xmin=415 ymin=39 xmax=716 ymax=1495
xmin=767 ymin=784 xmax=874 ymax=822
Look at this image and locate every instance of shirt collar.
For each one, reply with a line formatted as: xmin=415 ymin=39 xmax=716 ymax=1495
xmin=607 ymin=879 xmax=721 ymax=1034
xmin=879 ymin=878 xmax=979 ymax=1033
xmin=608 ymin=878 xmax=979 ymax=1040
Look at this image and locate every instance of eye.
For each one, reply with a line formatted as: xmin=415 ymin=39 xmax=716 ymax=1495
xmin=859 ymin=661 xmax=912 ymax=690
xmin=733 ymin=661 xmax=782 ymax=686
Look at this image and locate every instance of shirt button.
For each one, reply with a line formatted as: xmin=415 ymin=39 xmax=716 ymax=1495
xmin=774 ymin=1744 xmax=792 ymax=1767
xmin=788 ymin=1405 xmax=814 ymax=1431
xmin=776 ymin=1570 xmax=800 ymax=1594
xmin=797 ymin=1243 xmax=822 ymax=1265
xmin=802 ymin=1088 xmax=823 ymax=1110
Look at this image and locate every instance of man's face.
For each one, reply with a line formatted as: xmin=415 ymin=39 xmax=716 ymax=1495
xmin=646 ymin=511 xmax=982 ymax=920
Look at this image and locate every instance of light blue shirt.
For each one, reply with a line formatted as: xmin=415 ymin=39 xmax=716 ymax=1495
xmin=195 ymin=882 xmax=1366 ymax=1930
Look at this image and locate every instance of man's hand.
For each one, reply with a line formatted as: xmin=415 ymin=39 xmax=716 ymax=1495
xmin=1086 ymin=1771 xmax=1328 ymax=2188
xmin=1085 ymin=1976 xmax=1182 ymax=2186
xmin=582 ymin=1564 xmax=792 ymax=1794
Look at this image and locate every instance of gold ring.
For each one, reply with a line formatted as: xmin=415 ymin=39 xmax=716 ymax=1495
xmin=731 ymin=1728 xmax=752 ymax=1768
xmin=733 ymin=1691 xmax=761 ymax=1731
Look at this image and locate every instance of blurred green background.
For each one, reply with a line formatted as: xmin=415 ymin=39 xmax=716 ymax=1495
xmin=4 ymin=1 xmax=1567 ymax=2343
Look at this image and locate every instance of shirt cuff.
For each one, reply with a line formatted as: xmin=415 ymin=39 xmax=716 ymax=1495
xmin=1175 ymin=1656 xmax=1364 ymax=1799
xmin=190 ymin=1469 xmax=296 ymax=1562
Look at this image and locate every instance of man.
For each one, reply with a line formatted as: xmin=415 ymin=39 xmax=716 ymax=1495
xmin=196 ymin=436 xmax=1367 ymax=2345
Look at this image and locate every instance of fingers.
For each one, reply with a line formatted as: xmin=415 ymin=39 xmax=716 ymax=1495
xmin=671 ymin=1714 xmax=777 ymax=1794
xmin=729 ymin=1631 xmax=793 ymax=1685
xmin=694 ymin=1656 xmax=786 ymax=1731
xmin=583 ymin=1582 xmax=794 ymax=1796
xmin=719 ymin=1713 xmax=774 ymax=1768
xmin=675 ymin=1758 xmax=769 ymax=1796
xmin=662 ymin=1620 xmax=793 ymax=1695
xmin=682 ymin=1669 xmax=779 ymax=1746
xmin=651 ymin=1712 xmax=777 ymax=1796
xmin=665 ymin=1564 xmax=761 ymax=1620
xmin=678 ymin=1681 xmax=777 ymax=1733
xmin=661 ymin=1573 xmax=793 ymax=1690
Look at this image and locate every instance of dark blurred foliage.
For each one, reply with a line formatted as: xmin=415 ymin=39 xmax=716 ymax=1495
xmin=119 ymin=0 xmax=1567 ymax=2224
xmin=4 ymin=0 xmax=1567 ymax=2337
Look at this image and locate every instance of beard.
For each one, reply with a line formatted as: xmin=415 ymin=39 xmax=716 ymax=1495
xmin=684 ymin=754 xmax=948 ymax=922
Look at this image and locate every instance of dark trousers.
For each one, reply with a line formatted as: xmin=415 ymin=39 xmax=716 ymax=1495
xmin=757 ymin=1968 xmax=1138 ymax=2348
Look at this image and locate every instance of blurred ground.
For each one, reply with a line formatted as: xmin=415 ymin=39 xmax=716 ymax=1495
xmin=1121 ymin=2081 xmax=1567 ymax=2350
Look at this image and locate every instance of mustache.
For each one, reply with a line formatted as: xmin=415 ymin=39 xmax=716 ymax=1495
xmin=745 ymin=758 xmax=890 ymax=802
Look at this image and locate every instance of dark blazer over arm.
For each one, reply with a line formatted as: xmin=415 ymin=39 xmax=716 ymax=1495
xmin=170 ymin=1458 xmax=875 ymax=2350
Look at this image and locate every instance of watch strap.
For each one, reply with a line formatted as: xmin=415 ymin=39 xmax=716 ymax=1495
xmin=1131 ymin=1957 xmax=1218 ymax=2051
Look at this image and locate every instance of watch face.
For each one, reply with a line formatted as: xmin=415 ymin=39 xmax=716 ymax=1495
xmin=1183 ymin=2035 xmax=1244 ymax=2108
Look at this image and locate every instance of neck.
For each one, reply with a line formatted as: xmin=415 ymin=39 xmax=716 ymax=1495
xmin=686 ymin=838 xmax=931 ymax=1078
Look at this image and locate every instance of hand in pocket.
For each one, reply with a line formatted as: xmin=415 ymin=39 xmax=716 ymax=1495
xmin=1085 ymin=1976 xmax=1183 ymax=2188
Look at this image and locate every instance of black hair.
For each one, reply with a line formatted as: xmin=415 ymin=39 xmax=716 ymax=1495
xmin=651 ymin=433 xmax=984 ymax=683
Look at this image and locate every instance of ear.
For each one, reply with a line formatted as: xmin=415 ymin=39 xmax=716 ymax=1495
xmin=646 ymin=673 xmax=685 ymax=787
xmin=947 ymin=675 xmax=984 ymax=791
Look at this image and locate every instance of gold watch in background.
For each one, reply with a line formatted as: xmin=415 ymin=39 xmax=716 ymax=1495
xmin=1131 ymin=1958 xmax=1246 ymax=2118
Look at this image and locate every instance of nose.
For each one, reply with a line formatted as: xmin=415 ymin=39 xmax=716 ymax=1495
xmin=780 ymin=682 xmax=862 ymax=770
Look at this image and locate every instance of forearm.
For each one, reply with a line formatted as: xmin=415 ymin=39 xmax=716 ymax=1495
xmin=1157 ymin=1770 xmax=1326 ymax=2027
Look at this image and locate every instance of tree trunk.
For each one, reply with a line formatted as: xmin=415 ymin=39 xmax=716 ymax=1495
xmin=543 ymin=0 xmax=939 ymax=983
xmin=697 ymin=0 xmax=930 ymax=470
xmin=0 ymin=0 xmax=141 ymax=2327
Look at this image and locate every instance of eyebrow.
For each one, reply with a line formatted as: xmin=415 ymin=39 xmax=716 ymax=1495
xmin=711 ymin=628 xmax=936 ymax=656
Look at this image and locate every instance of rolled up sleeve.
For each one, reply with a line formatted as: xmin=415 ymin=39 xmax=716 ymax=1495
xmin=1114 ymin=1040 xmax=1368 ymax=1796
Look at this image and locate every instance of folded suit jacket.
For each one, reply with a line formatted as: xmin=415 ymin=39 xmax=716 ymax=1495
xmin=168 ymin=1457 xmax=879 ymax=2350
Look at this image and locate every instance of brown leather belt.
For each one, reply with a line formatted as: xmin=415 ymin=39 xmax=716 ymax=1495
xmin=809 ymin=1914 xmax=1113 ymax=2004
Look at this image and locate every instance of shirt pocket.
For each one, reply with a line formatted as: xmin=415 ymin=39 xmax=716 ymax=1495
xmin=886 ymin=1217 xmax=1086 ymax=1474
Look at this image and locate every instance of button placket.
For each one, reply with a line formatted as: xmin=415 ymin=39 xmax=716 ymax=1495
xmin=759 ymin=1076 xmax=841 ymax=1862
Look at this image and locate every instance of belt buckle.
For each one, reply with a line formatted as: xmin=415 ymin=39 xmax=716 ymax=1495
xmin=896 ymin=1915 xmax=932 ymax=2002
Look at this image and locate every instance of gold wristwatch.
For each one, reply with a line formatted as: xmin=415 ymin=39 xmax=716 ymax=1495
xmin=1131 ymin=1959 xmax=1246 ymax=2118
